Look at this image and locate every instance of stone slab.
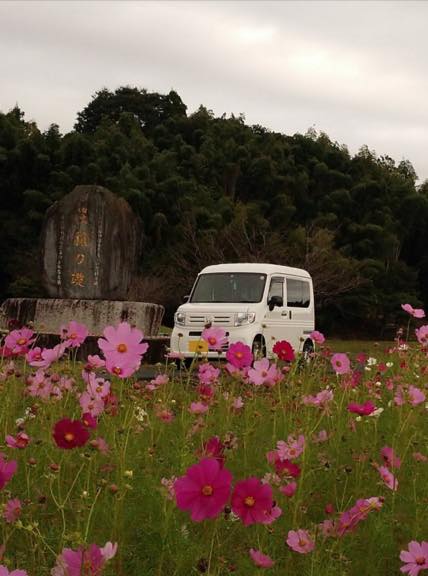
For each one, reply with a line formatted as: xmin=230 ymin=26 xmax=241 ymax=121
xmin=0 ymin=298 xmax=164 ymax=337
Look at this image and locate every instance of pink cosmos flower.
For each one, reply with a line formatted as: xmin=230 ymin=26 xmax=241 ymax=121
xmin=248 ymin=358 xmax=281 ymax=387
xmin=98 ymin=322 xmax=148 ymax=365
xmin=27 ymin=370 xmax=53 ymax=399
xmin=226 ymin=342 xmax=253 ymax=369
xmin=60 ymin=320 xmax=89 ymax=348
xmin=381 ymin=446 xmax=401 ymax=469
xmin=400 ymin=541 xmax=428 ymax=576
xmin=86 ymin=373 xmax=110 ymax=398
xmin=377 ymin=465 xmax=398 ymax=491
xmin=156 ymin=408 xmax=175 ymax=423
xmin=331 ymin=353 xmax=351 ymax=374
xmin=189 ymin=402 xmax=209 ymax=415
xmin=105 ymin=356 xmax=141 ymax=379
xmin=0 ymin=454 xmax=18 ymax=490
xmin=90 ymin=437 xmax=110 ymax=454
xmin=249 ymin=549 xmax=275 ymax=569
xmin=313 ymin=429 xmax=329 ymax=443
xmin=277 ymin=435 xmax=305 ymax=461
xmin=198 ymin=363 xmax=220 ymax=385
xmin=232 ymin=396 xmax=244 ymax=411
xmin=415 ymin=325 xmax=428 ymax=347
xmin=286 ymin=529 xmax=315 ymax=554
xmin=302 ymin=389 xmax=333 ymax=409
xmin=100 ymin=542 xmax=118 ymax=562
xmin=79 ymin=391 xmax=105 ymax=417
xmin=337 ymin=497 xmax=383 ymax=536
xmin=4 ymin=328 xmax=35 ymax=355
xmin=401 ymin=304 xmax=425 ymax=319
xmin=310 ymin=330 xmax=325 ymax=344
xmin=231 ymin=478 xmax=273 ymax=526
xmin=174 ymin=457 xmax=232 ymax=522
xmin=413 ymin=452 xmax=428 ymax=462
xmin=3 ymin=498 xmax=21 ymax=523
xmin=27 ymin=344 xmax=66 ymax=369
xmin=280 ymin=481 xmax=297 ymax=497
xmin=266 ymin=451 xmax=301 ymax=477
xmin=262 ymin=504 xmax=282 ymax=525
xmin=347 ymin=400 xmax=377 ymax=416
xmin=5 ymin=432 xmax=30 ymax=449
xmin=0 ymin=566 xmax=28 ymax=576
xmin=52 ymin=542 xmax=117 ymax=576
xmin=201 ymin=327 xmax=227 ymax=351
xmin=408 ymin=385 xmax=426 ymax=406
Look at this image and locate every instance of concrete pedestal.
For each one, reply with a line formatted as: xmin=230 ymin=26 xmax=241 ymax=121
xmin=0 ymin=298 xmax=164 ymax=337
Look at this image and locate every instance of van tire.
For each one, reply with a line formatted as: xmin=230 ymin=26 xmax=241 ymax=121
xmin=302 ymin=338 xmax=314 ymax=363
xmin=252 ymin=336 xmax=266 ymax=359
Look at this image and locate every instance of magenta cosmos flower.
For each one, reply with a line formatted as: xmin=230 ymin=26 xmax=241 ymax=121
xmin=226 ymin=342 xmax=253 ymax=369
xmin=0 ymin=454 xmax=18 ymax=490
xmin=400 ymin=541 xmax=428 ymax=576
xmin=201 ymin=327 xmax=227 ymax=351
xmin=286 ymin=529 xmax=315 ymax=554
xmin=231 ymin=477 xmax=273 ymax=526
xmin=347 ymin=401 xmax=377 ymax=416
xmin=377 ymin=465 xmax=398 ymax=491
xmin=174 ymin=458 xmax=232 ymax=522
xmin=0 ymin=566 xmax=28 ymax=576
xmin=4 ymin=328 xmax=35 ymax=355
xmin=60 ymin=320 xmax=89 ymax=348
xmin=272 ymin=340 xmax=295 ymax=362
xmin=331 ymin=353 xmax=351 ymax=374
xmin=53 ymin=419 xmax=90 ymax=450
xmin=98 ymin=322 xmax=148 ymax=363
xmin=249 ymin=549 xmax=275 ymax=569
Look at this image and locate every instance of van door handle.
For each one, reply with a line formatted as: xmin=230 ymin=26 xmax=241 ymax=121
xmin=281 ymin=311 xmax=288 ymax=316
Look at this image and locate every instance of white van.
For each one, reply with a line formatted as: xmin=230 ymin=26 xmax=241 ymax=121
xmin=170 ymin=263 xmax=315 ymax=359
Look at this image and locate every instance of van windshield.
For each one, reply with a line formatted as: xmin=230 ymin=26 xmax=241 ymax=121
xmin=190 ymin=273 xmax=267 ymax=303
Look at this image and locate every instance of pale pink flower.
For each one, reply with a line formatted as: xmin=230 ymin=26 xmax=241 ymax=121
xmin=0 ymin=566 xmax=28 ymax=576
xmin=5 ymin=433 xmax=30 ymax=450
xmin=408 ymin=385 xmax=426 ymax=406
xmin=198 ymin=363 xmax=220 ymax=385
xmin=331 ymin=353 xmax=351 ymax=374
xmin=60 ymin=321 xmax=88 ymax=348
xmin=100 ymin=542 xmax=118 ymax=562
xmin=248 ymin=358 xmax=281 ymax=387
xmin=400 ymin=541 xmax=428 ymax=576
xmin=4 ymin=328 xmax=35 ymax=355
xmin=90 ymin=437 xmax=110 ymax=454
xmin=79 ymin=391 xmax=105 ymax=417
xmin=86 ymin=373 xmax=110 ymax=398
xmin=27 ymin=371 xmax=53 ymax=399
xmin=415 ymin=325 xmax=428 ymax=347
xmin=189 ymin=402 xmax=209 ymax=415
xmin=277 ymin=435 xmax=305 ymax=461
xmin=310 ymin=330 xmax=325 ymax=344
xmin=380 ymin=446 xmax=401 ymax=469
xmin=302 ymin=389 xmax=333 ymax=408
xmin=98 ymin=322 xmax=148 ymax=365
xmin=377 ymin=465 xmax=398 ymax=491
xmin=105 ymin=356 xmax=141 ymax=379
xmin=402 ymin=303 xmax=425 ymax=319
xmin=201 ymin=327 xmax=227 ymax=351
xmin=286 ymin=529 xmax=315 ymax=554
xmin=232 ymin=396 xmax=244 ymax=411
xmin=3 ymin=498 xmax=21 ymax=523
xmin=312 ymin=429 xmax=329 ymax=443
xmin=261 ymin=504 xmax=282 ymax=524
xmin=319 ymin=519 xmax=337 ymax=538
xmin=161 ymin=476 xmax=177 ymax=500
xmin=249 ymin=549 xmax=274 ymax=569
xmin=413 ymin=452 xmax=428 ymax=462
xmin=27 ymin=344 xmax=66 ymax=369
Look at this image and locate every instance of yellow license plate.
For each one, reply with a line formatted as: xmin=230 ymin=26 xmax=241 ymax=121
xmin=188 ymin=340 xmax=208 ymax=353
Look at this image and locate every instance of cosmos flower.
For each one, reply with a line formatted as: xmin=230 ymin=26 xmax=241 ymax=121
xmin=60 ymin=321 xmax=89 ymax=348
xmin=53 ymin=419 xmax=89 ymax=450
xmin=231 ymin=478 xmax=273 ymax=526
xmin=400 ymin=541 xmax=428 ymax=576
xmin=286 ymin=529 xmax=315 ymax=554
xmin=226 ymin=342 xmax=253 ymax=369
xmin=249 ymin=549 xmax=275 ymax=569
xmin=272 ymin=340 xmax=295 ymax=362
xmin=331 ymin=353 xmax=351 ymax=374
xmin=201 ymin=327 xmax=227 ymax=351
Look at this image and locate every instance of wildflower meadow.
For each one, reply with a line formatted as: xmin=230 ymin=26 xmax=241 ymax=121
xmin=0 ymin=306 xmax=427 ymax=575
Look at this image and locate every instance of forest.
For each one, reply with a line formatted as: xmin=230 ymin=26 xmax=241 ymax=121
xmin=0 ymin=86 xmax=427 ymax=336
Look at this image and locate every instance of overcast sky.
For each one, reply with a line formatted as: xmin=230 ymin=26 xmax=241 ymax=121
xmin=1 ymin=0 xmax=427 ymax=181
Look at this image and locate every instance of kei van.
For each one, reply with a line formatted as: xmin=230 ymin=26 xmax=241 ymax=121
xmin=169 ymin=263 xmax=315 ymax=359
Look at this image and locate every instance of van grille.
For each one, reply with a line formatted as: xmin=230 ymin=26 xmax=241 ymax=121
xmin=188 ymin=314 xmax=234 ymax=327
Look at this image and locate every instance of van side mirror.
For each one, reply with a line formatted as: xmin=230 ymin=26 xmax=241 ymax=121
xmin=183 ymin=295 xmax=190 ymax=302
xmin=268 ymin=295 xmax=283 ymax=311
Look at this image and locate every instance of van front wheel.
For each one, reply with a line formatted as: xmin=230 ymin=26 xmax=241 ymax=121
xmin=252 ymin=336 xmax=266 ymax=359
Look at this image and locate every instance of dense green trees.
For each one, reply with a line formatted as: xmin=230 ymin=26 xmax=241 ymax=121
xmin=1 ymin=87 xmax=426 ymax=336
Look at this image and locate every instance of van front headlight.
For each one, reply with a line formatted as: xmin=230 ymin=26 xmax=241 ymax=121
xmin=174 ymin=312 xmax=186 ymax=326
xmin=234 ymin=312 xmax=256 ymax=326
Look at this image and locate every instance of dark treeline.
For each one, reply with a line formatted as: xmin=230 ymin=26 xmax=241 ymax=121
xmin=1 ymin=87 xmax=427 ymax=336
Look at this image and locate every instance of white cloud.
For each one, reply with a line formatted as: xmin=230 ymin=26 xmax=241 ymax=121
xmin=0 ymin=0 xmax=427 ymax=180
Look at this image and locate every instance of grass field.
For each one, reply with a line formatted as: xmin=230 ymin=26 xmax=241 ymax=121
xmin=0 ymin=324 xmax=427 ymax=575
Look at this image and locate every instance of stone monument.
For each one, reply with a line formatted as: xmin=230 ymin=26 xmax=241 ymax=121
xmin=0 ymin=185 xmax=164 ymax=340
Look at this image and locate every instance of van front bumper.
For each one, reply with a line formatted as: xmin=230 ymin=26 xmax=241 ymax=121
xmin=169 ymin=326 xmax=257 ymax=359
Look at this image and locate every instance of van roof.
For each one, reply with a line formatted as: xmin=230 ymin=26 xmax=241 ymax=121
xmin=200 ymin=263 xmax=311 ymax=278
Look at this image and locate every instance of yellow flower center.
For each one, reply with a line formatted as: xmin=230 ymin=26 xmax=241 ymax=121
xmin=208 ymin=337 xmax=217 ymax=345
xmin=202 ymin=485 xmax=213 ymax=496
xmin=117 ymin=343 xmax=127 ymax=353
xmin=70 ymin=332 xmax=77 ymax=339
xmin=113 ymin=366 xmax=122 ymax=375
xmin=17 ymin=338 xmax=27 ymax=345
xmin=235 ymin=351 xmax=243 ymax=359
xmin=64 ymin=433 xmax=75 ymax=442
xmin=416 ymin=557 xmax=425 ymax=566
xmin=244 ymin=496 xmax=255 ymax=507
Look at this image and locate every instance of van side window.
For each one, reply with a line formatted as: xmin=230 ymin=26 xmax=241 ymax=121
xmin=287 ymin=279 xmax=310 ymax=308
xmin=268 ymin=277 xmax=284 ymax=301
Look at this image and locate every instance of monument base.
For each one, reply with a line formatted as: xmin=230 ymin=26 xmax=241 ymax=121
xmin=0 ymin=298 xmax=164 ymax=338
